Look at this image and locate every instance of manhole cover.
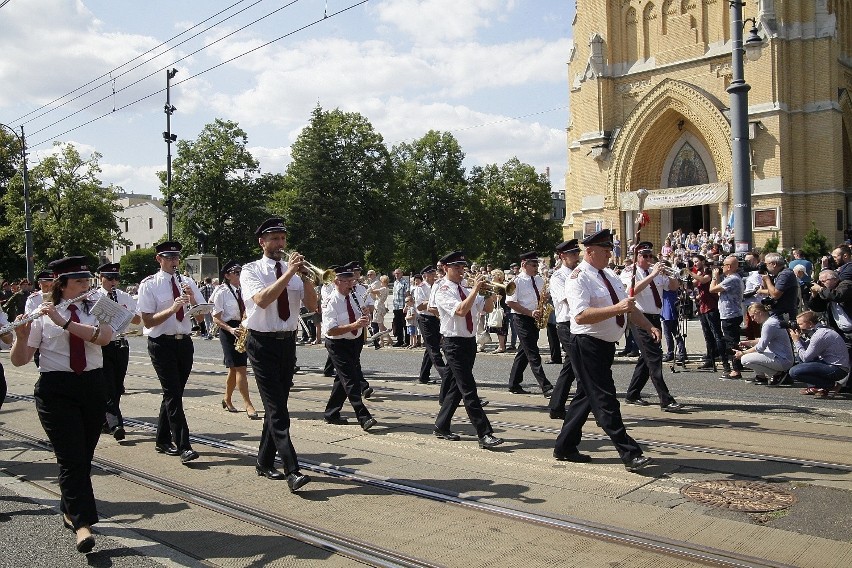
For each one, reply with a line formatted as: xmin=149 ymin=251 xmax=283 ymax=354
xmin=680 ymin=480 xmax=796 ymax=512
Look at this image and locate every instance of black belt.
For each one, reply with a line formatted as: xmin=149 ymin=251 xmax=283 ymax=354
xmin=153 ymin=334 xmax=191 ymax=340
xmin=250 ymin=330 xmax=297 ymax=339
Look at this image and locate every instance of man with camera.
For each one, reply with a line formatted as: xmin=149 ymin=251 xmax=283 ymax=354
xmin=806 ymin=268 xmax=852 ymax=393
xmin=758 ymin=253 xmax=798 ymax=322
xmin=690 ymin=254 xmax=726 ymax=371
xmin=787 ymin=310 xmax=848 ymax=398
xmin=709 ymin=256 xmax=744 ymax=379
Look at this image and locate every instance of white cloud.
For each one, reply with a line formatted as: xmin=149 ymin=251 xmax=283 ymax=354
xmin=371 ymin=0 xmax=510 ymax=44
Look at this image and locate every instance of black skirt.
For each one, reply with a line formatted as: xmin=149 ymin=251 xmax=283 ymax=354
xmin=219 ymin=319 xmax=249 ymax=368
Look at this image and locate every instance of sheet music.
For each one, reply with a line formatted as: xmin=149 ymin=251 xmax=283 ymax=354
xmin=185 ymin=302 xmax=214 ymax=317
xmin=91 ymin=296 xmax=135 ymax=334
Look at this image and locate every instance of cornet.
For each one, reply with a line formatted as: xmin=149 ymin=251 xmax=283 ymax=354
xmin=659 ymin=265 xmax=691 ymax=279
xmin=279 ymin=250 xmax=335 ymax=285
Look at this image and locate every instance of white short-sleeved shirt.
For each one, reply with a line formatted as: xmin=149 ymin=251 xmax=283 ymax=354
xmin=27 ymin=300 xmax=104 ymax=372
xmin=211 ymin=283 xmax=243 ymax=322
xmin=549 ymin=265 xmax=572 ymax=323
xmin=240 ymin=257 xmax=305 ymax=332
xmin=137 ymin=271 xmax=203 ymax=338
xmin=620 ymin=266 xmax=667 ymax=315
xmin=506 ymin=272 xmax=543 ymax=313
xmin=322 ymin=288 xmax=362 ymax=340
xmin=435 ymin=279 xmax=485 ymax=338
xmin=0 ymin=307 xmax=10 ymax=349
xmin=414 ymin=282 xmax=432 ymax=315
xmin=428 ymin=277 xmax=444 ymax=309
xmin=24 ymin=291 xmax=44 ymax=315
xmin=350 ymin=282 xmax=374 ymax=313
xmin=568 ymin=260 xmax=627 ymax=343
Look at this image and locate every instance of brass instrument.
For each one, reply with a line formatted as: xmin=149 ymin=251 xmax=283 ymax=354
xmin=660 ymin=265 xmax=691 ymax=279
xmin=533 ymin=278 xmax=553 ymax=329
xmin=279 ymin=250 xmax=335 ymax=286
xmin=233 ymin=314 xmax=248 ymax=353
xmin=463 ymin=272 xmax=516 ymax=297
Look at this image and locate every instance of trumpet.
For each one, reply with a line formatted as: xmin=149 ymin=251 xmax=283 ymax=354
xmin=279 ymin=250 xmax=335 ymax=285
xmin=464 ymin=272 xmax=517 ymax=296
xmin=659 ymin=265 xmax=692 ymax=279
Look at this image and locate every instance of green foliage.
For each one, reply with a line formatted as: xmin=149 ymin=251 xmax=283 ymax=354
xmin=164 ymin=119 xmax=278 ymax=264
xmin=273 ymin=106 xmax=396 ymax=270
xmin=120 ymin=247 xmax=158 ymax=285
xmin=800 ymin=222 xmax=830 ymax=261
xmin=0 ymin=143 xmax=127 ymax=271
xmin=0 ymin=129 xmax=26 ymax=277
xmin=761 ymin=235 xmax=779 ymax=254
xmin=470 ymin=158 xmax=561 ymax=267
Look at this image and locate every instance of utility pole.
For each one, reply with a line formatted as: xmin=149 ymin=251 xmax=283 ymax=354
xmin=164 ymin=68 xmax=178 ymax=241
xmin=1 ymin=122 xmax=34 ymax=281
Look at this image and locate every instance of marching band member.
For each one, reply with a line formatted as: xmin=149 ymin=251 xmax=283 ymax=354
xmin=321 ymin=266 xmax=377 ymax=430
xmin=506 ymin=251 xmax=553 ymax=396
xmin=553 ymin=230 xmax=655 ymax=471
xmin=619 ymin=242 xmax=681 ymax=410
xmin=547 ymin=240 xmax=580 ymax=420
xmin=240 ymin=218 xmax=316 ymax=491
xmin=433 ymin=251 xmax=503 ymax=449
xmin=24 ymin=270 xmax=55 ymax=314
xmin=10 ymin=256 xmax=115 ymax=553
xmin=321 ymin=265 xmax=339 ymax=377
xmin=97 ymin=262 xmax=142 ymax=440
xmin=345 ymin=261 xmax=374 ymax=398
xmin=211 ymin=260 xmax=258 ymax=419
xmin=416 ymin=265 xmax=450 ymax=385
xmin=137 ymin=241 xmax=204 ymax=464
xmin=0 ymin=306 xmax=10 ymax=408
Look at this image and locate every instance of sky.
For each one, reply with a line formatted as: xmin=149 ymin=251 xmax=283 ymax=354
xmin=0 ymin=0 xmax=575 ymax=198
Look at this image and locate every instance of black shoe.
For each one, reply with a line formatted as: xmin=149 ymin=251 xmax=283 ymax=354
xmin=101 ymin=423 xmax=111 ymax=435
xmin=76 ymin=534 xmax=96 ymax=554
xmin=553 ymin=451 xmax=592 ymax=463
xmin=479 ymin=398 xmax=489 ymax=408
xmin=661 ymin=401 xmax=683 ymax=412
xmin=542 ymin=386 xmax=554 ymax=398
xmin=509 ymin=387 xmax=531 ymax=395
xmin=752 ymin=375 xmax=769 ymax=385
xmin=626 ymin=351 xmax=640 ymax=357
xmin=286 ymin=471 xmax=311 ymax=492
xmin=155 ymin=444 xmax=180 ymax=456
xmin=323 ymin=372 xmax=335 ymax=377
xmin=662 ymin=354 xmax=674 ymax=362
xmin=324 ymin=416 xmax=349 ymax=425
xmin=478 ymin=434 xmax=504 ymax=449
xmin=768 ymin=372 xmax=791 ymax=386
xmin=434 ymin=428 xmax=461 ymax=441
xmin=546 ymin=360 xmax=561 ymax=365
xmin=625 ymin=398 xmax=649 ymax=406
xmin=255 ymin=464 xmax=285 ymax=480
xmin=361 ymin=418 xmax=377 ymax=431
xmin=548 ymin=409 xmax=566 ymax=420
xmin=418 ymin=378 xmax=431 ymax=384
xmin=180 ymin=449 xmax=200 ymax=464
xmin=362 ymin=387 xmax=374 ymax=399
xmin=696 ymin=362 xmax=715 ymax=370
xmin=625 ymin=455 xmax=652 ymax=471
xmin=112 ymin=427 xmax=126 ymax=441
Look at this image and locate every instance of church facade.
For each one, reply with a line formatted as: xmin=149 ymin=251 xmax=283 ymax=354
xmin=563 ymin=0 xmax=852 ymax=250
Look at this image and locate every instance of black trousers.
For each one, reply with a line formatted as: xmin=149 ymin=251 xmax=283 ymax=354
xmin=0 ymin=363 xmax=6 ymax=410
xmin=626 ymin=314 xmax=675 ymax=406
xmin=720 ymin=316 xmax=744 ymax=372
xmin=698 ymin=309 xmax=728 ymax=368
xmin=246 ymin=333 xmax=300 ymax=474
xmin=148 ymin=335 xmax=194 ymax=451
xmin=548 ymin=322 xmax=576 ymax=413
xmin=546 ymin=322 xmax=562 ymax=363
xmin=34 ymin=370 xmax=106 ymax=529
xmin=661 ymin=318 xmax=686 ymax=360
xmin=509 ymin=314 xmax=552 ymax=390
xmin=554 ymin=334 xmax=643 ymax=462
xmin=102 ymin=339 xmax=130 ymax=430
xmin=418 ymin=314 xmax=450 ymax=384
xmin=392 ymin=308 xmax=408 ymax=346
xmin=435 ymin=337 xmax=492 ymax=437
xmin=324 ymin=339 xmax=372 ymax=424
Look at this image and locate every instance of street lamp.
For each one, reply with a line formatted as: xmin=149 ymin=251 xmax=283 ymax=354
xmin=0 ymin=122 xmax=34 ymax=281
xmin=727 ymin=1 xmax=764 ymax=254
xmin=164 ymin=68 xmax=178 ymax=240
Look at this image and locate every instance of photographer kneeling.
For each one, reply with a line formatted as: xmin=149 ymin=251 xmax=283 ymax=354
xmin=788 ymin=311 xmax=848 ymax=398
xmin=734 ymin=302 xmax=794 ymax=385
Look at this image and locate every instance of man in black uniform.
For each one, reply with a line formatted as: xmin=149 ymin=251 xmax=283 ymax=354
xmin=553 ymin=230 xmax=656 ymax=471
xmin=240 ymin=218 xmax=316 ymax=492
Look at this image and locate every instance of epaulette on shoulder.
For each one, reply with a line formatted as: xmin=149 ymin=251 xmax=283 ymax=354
xmin=570 ymin=267 xmax=581 ymax=279
xmin=440 ymin=284 xmax=449 ymax=291
xmin=140 ymin=275 xmax=154 ymax=283
xmin=27 ymin=291 xmax=41 ymax=298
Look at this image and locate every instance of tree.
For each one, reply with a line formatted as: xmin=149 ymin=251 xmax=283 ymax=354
xmin=120 ymin=246 xmax=158 ymax=285
xmin=164 ymin=119 xmax=278 ymax=264
xmin=470 ymin=158 xmax=561 ymax=268
xmin=800 ymin=222 xmax=830 ymax=262
xmin=273 ymin=106 xmax=396 ymax=270
xmin=391 ymin=130 xmax=485 ymax=270
xmin=0 ymin=142 xmax=127 ymax=270
xmin=0 ymin=129 xmax=25 ymax=277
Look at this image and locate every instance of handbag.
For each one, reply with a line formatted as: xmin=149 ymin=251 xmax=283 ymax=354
xmin=487 ymin=306 xmax=504 ymax=329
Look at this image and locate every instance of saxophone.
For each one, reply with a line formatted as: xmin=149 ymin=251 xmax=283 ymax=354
xmin=234 ymin=315 xmax=249 ymax=353
xmin=534 ymin=278 xmax=553 ymax=329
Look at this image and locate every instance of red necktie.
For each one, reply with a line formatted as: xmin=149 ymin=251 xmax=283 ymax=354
xmin=649 ymin=273 xmax=662 ymax=309
xmin=457 ymin=284 xmax=474 ymax=333
xmin=275 ymin=262 xmax=291 ymax=321
xmin=170 ymin=277 xmax=184 ymax=321
xmin=67 ymin=305 xmax=86 ymax=375
xmin=345 ymin=296 xmax=358 ymax=335
xmin=598 ymin=270 xmax=625 ymax=327
xmin=236 ymin=288 xmax=245 ymax=318
xmin=531 ymin=277 xmax=541 ymax=302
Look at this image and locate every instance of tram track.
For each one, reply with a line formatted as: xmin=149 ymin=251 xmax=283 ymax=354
xmin=0 ymin=402 xmax=800 ymax=568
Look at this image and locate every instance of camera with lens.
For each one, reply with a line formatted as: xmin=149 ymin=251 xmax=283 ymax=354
xmin=760 ymin=296 xmax=777 ymax=308
xmin=778 ymin=319 xmax=799 ymax=331
xmin=757 ymin=262 xmax=768 ymax=275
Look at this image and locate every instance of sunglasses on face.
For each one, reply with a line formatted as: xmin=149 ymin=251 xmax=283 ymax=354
xmin=104 ymin=275 xmax=120 ymax=281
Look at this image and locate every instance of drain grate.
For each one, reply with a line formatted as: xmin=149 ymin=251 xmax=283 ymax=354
xmin=680 ymin=480 xmax=796 ymax=512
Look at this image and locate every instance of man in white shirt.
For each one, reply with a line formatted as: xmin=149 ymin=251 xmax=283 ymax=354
xmin=137 ymin=241 xmax=204 ymax=464
xmin=416 ymin=265 xmax=450 ymax=385
xmin=547 ymin=240 xmax=580 ymax=419
xmin=240 ymin=218 xmax=317 ymax=492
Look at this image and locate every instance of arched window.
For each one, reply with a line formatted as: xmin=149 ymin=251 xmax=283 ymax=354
xmin=662 ymin=0 xmax=675 ymax=34
xmin=643 ymin=3 xmax=657 ymax=60
xmin=625 ymin=7 xmax=639 ymax=63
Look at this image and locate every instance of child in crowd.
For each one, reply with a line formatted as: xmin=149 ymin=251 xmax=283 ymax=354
xmin=404 ymin=294 xmax=420 ymax=348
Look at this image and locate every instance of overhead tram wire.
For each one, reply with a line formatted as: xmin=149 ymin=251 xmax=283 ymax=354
xmin=28 ymin=0 xmax=371 ymax=148
xmin=12 ymin=0 xmax=262 ymax=125
xmin=0 ymin=0 xmax=13 ymax=10
xmin=27 ymin=0 xmax=306 ymax=139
